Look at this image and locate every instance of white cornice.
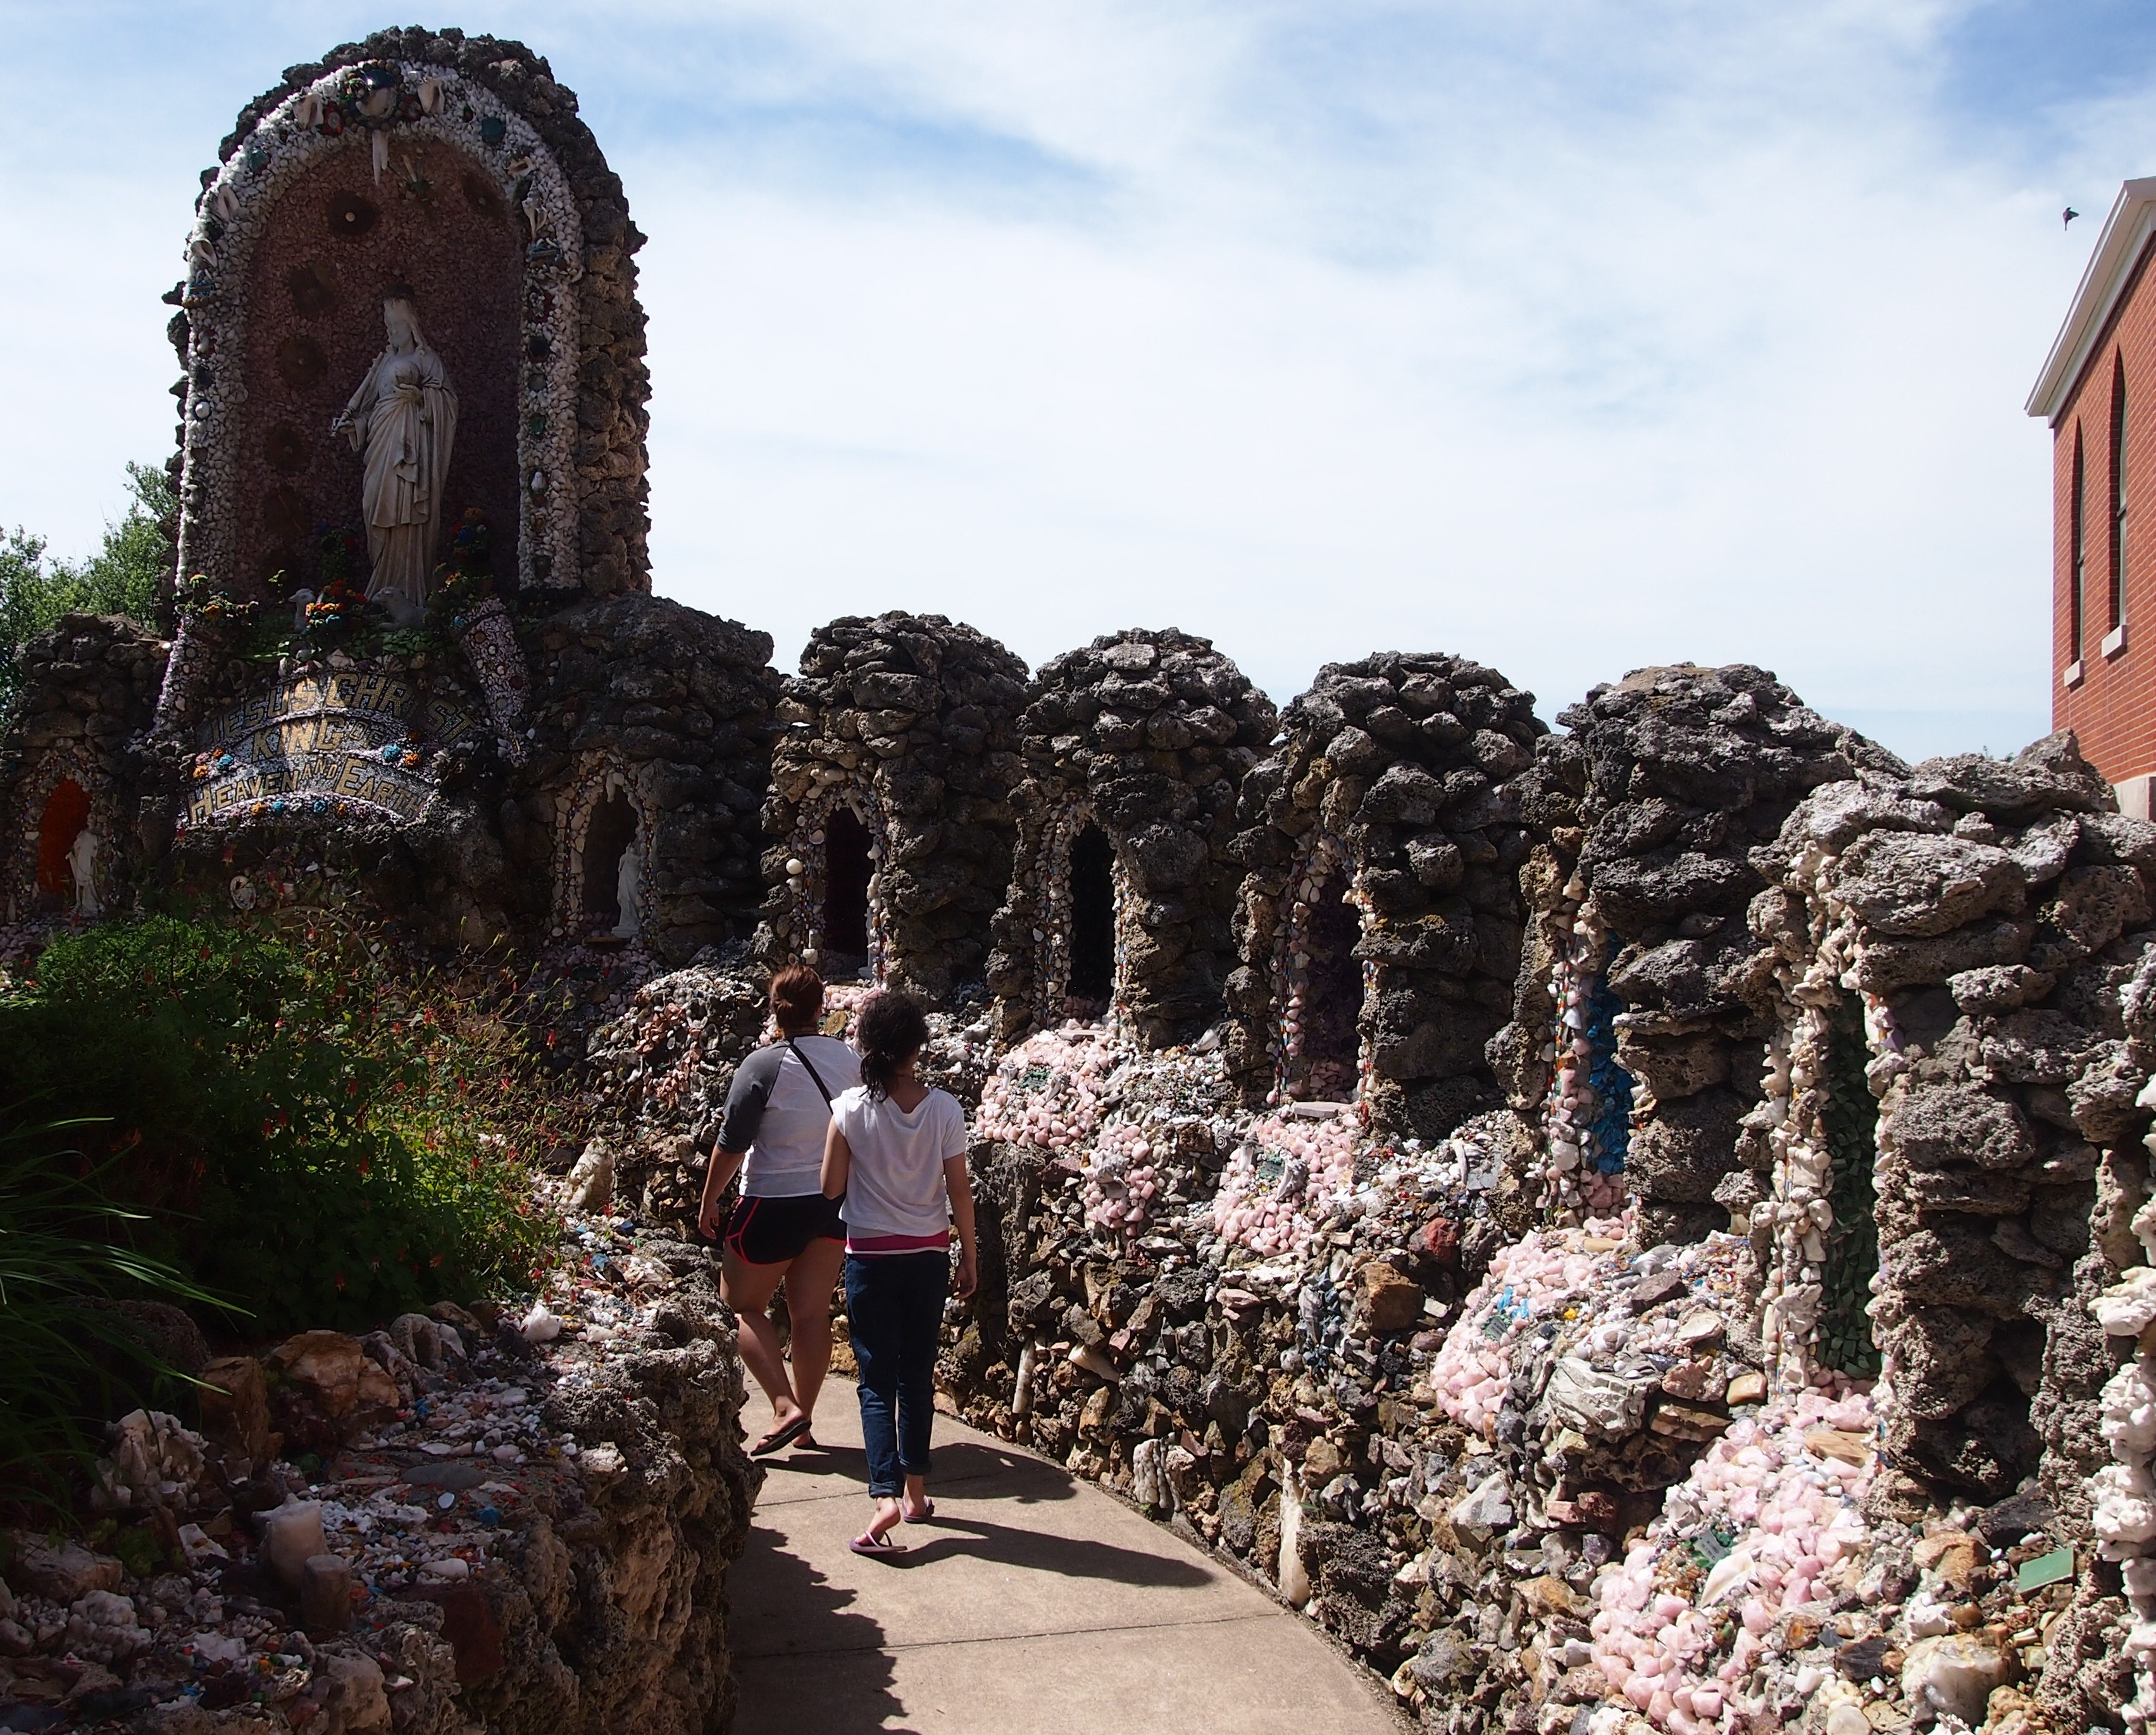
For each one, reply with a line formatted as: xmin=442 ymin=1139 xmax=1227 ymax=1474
xmin=2028 ymin=178 xmax=2156 ymax=423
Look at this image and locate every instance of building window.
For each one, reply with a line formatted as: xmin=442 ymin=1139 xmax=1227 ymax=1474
xmin=2071 ymin=426 xmax=2087 ymax=663
xmin=2112 ymin=354 xmax=2129 ymax=637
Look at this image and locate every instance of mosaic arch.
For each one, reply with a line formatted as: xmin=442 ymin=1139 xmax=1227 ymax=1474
xmin=177 ymin=58 xmax=583 ymax=600
xmin=9 ymin=745 xmax=118 ymax=922
xmin=552 ymin=755 xmax=654 ymax=939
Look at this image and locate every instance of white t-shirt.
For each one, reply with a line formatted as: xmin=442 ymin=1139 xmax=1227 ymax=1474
xmin=833 ymin=1084 xmax=969 ymax=1253
xmin=716 ymin=1036 xmax=863 ymax=1197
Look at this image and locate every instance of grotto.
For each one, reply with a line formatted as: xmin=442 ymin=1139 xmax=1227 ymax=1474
xmin=987 ymin=627 xmax=1277 ymax=1048
xmin=7 ymin=21 xmax=2156 ymax=1735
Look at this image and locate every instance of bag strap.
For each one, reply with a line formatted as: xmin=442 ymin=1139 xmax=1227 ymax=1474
xmin=785 ymin=1036 xmax=837 ymax=1110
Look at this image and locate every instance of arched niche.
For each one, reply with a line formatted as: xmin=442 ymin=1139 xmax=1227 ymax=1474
xmin=232 ymin=141 xmax=521 ymax=595
xmin=1273 ymin=834 xmax=1368 ymax=1103
xmin=1814 ymin=993 xmax=1881 ymax=1379
xmin=178 ymin=61 xmax=584 ymax=599
xmin=554 ymin=759 xmax=651 ymax=940
xmin=1539 ymin=894 xmax=1636 ymax=1224
xmin=821 ymin=806 xmax=874 ymax=968
xmin=1066 ymin=821 xmax=1116 ymax=1011
xmin=784 ymin=782 xmax=887 ymax=982
xmin=35 ymin=780 xmax=92 ymax=910
xmin=1026 ymin=803 xmax=1125 ymax=1026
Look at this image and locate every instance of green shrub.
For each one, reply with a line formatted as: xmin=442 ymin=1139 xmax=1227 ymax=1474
xmin=0 ymin=917 xmax=564 ymax=1334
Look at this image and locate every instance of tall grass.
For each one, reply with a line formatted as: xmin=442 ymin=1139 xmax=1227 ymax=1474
xmin=0 ymin=1124 xmax=226 ymax=1509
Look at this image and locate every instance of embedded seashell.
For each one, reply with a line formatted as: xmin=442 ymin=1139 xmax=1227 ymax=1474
xmin=2095 ymin=1268 xmax=2156 ymax=1336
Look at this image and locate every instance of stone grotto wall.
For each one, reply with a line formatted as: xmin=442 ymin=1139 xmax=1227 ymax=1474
xmin=757 ymin=612 xmax=1027 ymax=1005
xmin=1493 ymin=665 xmax=1906 ymax=1248
xmin=0 ymin=615 xmax=168 ymax=922
xmin=176 ymin=27 xmax=651 ymax=604
xmin=1749 ymin=737 xmax=2156 ymax=1510
xmin=518 ymin=596 xmax=780 ymax=962
xmin=987 ymin=629 xmax=1276 ymax=1048
xmin=1224 ymin=653 xmax=1543 ymax=1140
xmin=0 ymin=1221 xmax=763 ymax=1735
xmin=913 ymin=699 xmax=2156 ymax=1735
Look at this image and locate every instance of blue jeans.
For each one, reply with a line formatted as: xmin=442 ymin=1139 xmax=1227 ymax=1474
xmin=844 ymin=1251 xmax=947 ymax=1498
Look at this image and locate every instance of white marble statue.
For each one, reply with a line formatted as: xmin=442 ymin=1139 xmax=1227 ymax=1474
xmin=613 ymin=842 xmax=642 ymax=940
xmin=333 ymin=294 xmax=458 ymax=625
xmin=67 ymin=826 xmax=99 ymax=919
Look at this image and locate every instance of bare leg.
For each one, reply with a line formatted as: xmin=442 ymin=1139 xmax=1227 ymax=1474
xmin=865 ymin=1496 xmax=903 ymax=1544
xmin=720 ymin=1250 xmax=801 ymax=1432
xmin=782 ymin=1237 xmax=845 ymax=1431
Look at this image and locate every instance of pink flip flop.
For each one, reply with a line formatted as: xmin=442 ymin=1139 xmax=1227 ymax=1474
xmin=902 ymin=1499 xmax=935 ymax=1524
xmin=849 ymin=1530 xmax=905 ymax=1558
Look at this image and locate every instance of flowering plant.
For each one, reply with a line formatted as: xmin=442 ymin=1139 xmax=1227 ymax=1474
xmin=180 ymin=573 xmax=260 ymax=625
xmin=428 ymin=510 xmax=496 ymax=634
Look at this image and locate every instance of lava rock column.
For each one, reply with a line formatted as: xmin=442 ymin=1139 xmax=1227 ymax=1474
xmin=988 ymin=629 xmax=1276 ymax=1047
xmin=758 ymin=612 xmax=1028 ymax=1006
xmin=1225 ymin=654 xmax=1544 ymax=1140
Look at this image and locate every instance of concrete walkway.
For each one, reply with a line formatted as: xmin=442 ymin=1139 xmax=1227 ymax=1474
xmin=728 ymin=1387 xmax=1404 ymax=1734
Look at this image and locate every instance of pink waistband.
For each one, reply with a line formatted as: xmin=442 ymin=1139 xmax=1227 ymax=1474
xmin=845 ymin=1230 xmax=951 ymax=1255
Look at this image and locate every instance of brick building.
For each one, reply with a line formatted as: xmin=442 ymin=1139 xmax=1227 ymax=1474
xmin=2029 ymin=176 xmax=2156 ymax=813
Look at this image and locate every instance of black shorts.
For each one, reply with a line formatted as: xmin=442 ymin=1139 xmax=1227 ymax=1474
xmin=724 ymin=1192 xmax=845 ymax=1266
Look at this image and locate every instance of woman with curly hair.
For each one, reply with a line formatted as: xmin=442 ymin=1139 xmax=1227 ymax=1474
xmin=819 ymin=989 xmax=978 ymax=1556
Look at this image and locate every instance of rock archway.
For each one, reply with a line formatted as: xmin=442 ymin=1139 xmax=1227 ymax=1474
xmin=990 ymin=629 xmax=1274 ymax=1046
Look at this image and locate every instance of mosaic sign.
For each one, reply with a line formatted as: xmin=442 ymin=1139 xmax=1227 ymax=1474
xmin=182 ymin=670 xmax=476 ymax=830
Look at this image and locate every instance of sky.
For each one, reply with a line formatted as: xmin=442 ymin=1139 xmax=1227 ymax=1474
xmin=5 ymin=1 xmax=2155 ymax=761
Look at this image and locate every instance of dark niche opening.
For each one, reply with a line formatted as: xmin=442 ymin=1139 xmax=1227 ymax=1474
xmin=1819 ymin=994 xmax=1881 ymax=1378
xmin=821 ymin=807 xmax=873 ymax=968
xmin=581 ymin=793 xmax=637 ymax=932
xmin=1578 ymin=979 xmax=1634 ymax=1178
xmin=1066 ymin=822 xmax=1115 ymax=1012
xmin=35 ymin=780 xmax=89 ymax=910
xmin=1293 ymin=866 xmax=1363 ymax=1100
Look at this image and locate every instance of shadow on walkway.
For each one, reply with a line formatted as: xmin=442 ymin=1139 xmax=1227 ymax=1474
xmin=731 ymin=1521 xmax=908 ymax=1732
xmin=880 ymin=1513 xmax=1216 ymax=1589
xmin=765 ymin=1437 xmax=1081 ymax=1505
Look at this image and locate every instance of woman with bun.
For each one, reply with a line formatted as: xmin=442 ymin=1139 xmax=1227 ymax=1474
xmin=699 ymin=963 xmax=861 ymax=1456
xmin=819 ymin=989 xmax=977 ymax=1555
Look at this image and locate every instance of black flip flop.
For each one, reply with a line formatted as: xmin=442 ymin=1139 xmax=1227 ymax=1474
xmin=751 ymin=1415 xmax=813 ymax=1457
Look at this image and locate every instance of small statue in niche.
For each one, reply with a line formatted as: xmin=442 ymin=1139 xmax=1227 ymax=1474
xmin=68 ymin=827 xmax=99 ymax=919
xmin=613 ymin=842 xmax=642 ymax=940
xmin=332 ymin=289 xmax=458 ymax=626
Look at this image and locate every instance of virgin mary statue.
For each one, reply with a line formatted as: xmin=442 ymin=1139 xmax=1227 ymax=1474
xmin=333 ymin=292 xmax=458 ymax=622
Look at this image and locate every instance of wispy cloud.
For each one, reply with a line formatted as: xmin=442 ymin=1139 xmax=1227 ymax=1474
xmin=4 ymin=1 xmax=2153 ymax=760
